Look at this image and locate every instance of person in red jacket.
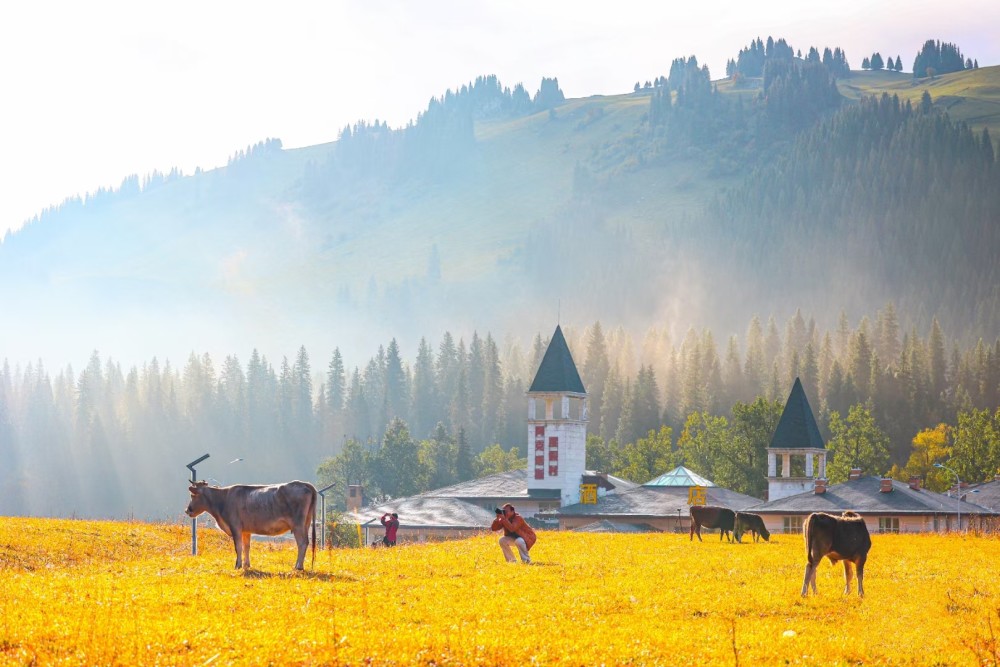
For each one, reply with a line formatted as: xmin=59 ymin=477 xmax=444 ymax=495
xmin=490 ymin=503 xmax=536 ymax=564
xmin=380 ymin=512 xmax=399 ymax=546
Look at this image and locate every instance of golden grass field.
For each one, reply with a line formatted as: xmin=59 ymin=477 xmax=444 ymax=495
xmin=0 ymin=518 xmax=998 ymax=666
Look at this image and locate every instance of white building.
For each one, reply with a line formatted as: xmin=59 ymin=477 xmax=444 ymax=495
xmin=526 ymin=324 xmax=589 ymax=506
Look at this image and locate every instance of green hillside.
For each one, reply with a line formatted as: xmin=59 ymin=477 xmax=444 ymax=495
xmin=1 ymin=62 xmax=998 ymax=367
xmin=838 ymin=65 xmax=1000 ymax=139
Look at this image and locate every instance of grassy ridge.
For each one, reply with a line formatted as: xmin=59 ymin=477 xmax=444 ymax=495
xmin=837 ymin=66 xmax=1000 ymax=139
xmin=0 ymin=517 xmax=998 ymax=665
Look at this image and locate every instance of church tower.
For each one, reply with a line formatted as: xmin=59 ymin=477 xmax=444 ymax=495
xmin=767 ymin=377 xmax=827 ymax=501
xmin=526 ymin=325 xmax=588 ymax=506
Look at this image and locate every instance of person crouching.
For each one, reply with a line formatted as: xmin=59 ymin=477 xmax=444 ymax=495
xmin=490 ymin=503 xmax=536 ymax=564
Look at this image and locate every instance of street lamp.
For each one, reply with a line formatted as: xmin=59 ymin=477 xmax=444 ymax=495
xmin=318 ymin=483 xmax=337 ymax=549
xmin=934 ymin=463 xmax=961 ymax=531
xmin=186 ymin=453 xmax=210 ymax=555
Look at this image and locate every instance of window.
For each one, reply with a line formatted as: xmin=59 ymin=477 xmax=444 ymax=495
xmin=879 ymin=517 xmax=899 ymax=533
xmin=534 ymin=426 xmax=545 ymax=479
xmin=538 ymin=501 xmax=561 ymax=512
xmin=783 ymin=516 xmax=803 ymax=534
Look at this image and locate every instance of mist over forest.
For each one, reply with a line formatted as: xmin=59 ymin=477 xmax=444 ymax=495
xmin=1 ymin=37 xmax=998 ymax=518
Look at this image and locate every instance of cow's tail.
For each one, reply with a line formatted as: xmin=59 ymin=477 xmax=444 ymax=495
xmin=802 ymin=512 xmax=814 ymax=561
xmin=310 ymin=487 xmax=318 ymax=571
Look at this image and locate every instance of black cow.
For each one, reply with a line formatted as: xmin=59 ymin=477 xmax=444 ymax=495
xmin=801 ymin=511 xmax=872 ymax=597
xmin=689 ymin=505 xmax=735 ymax=542
xmin=734 ymin=512 xmax=770 ymax=543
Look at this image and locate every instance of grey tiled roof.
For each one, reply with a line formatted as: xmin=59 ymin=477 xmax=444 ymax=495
xmin=352 ymin=496 xmax=495 ymax=530
xmin=528 ymin=325 xmax=586 ymax=394
xmin=769 ymin=377 xmax=825 ymax=450
xmin=574 ymin=520 xmax=658 ymax=533
xmin=747 ymin=476 xmax=1000 ymax=515
xmin=419 ymin=468 xmax=637 ymax=500
xmin=547 ymin=485 xmax=761 ymax=518
xmin=967 ymin=480 xmax=1000 ymax=511
xmin=420 ymin=469 xmax=528 ymax=499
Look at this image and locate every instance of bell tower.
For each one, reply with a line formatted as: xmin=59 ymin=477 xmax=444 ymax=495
xmin=767 ymin=377 xmax=827 ymax=501
xmin=526 ymin=325 xmax=588 ymax=506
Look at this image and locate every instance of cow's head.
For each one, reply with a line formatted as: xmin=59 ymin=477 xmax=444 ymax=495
xmin=185 ymin=480 xmax=210 ymax=517
xmin=759 ymin=525 xmax=771 ymax=542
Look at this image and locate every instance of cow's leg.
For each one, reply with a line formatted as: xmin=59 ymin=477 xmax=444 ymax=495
xmin=241 ymin=532 xmax=252 ymax=570
xmin=801 ymin=563 xmax=814 ymax=596
xmin=231 ymin=532 xmax=243 ymax=569
xmin=843 ymin=560 xmax=854 ymax=595
xmin=292 ymin=524 xmax=308 ymax=570
xmin=691 ymin=521 xmax=702 ymax=541
xmin=855 ymin=556 xmax=866 ymax=597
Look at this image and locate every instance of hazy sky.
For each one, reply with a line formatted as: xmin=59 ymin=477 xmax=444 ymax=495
xmin=2 ymin=0 xmax=998 ymax=239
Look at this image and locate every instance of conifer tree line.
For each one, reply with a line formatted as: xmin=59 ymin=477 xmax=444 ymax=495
xmin=724 ymin=37 xmax=850 ymax=80
xmin=912 ymin=39 xmax=977 ymax=78
xmin=301 ymin=75 xmax=565 ymax=196
xmin=3 ymin=306 xmax=1000 ymax=517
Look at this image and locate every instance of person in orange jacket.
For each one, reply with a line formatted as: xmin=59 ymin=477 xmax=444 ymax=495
xmin=490 ymin=503 xmax=536 ymax=564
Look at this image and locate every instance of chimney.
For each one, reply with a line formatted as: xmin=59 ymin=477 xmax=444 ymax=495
xmin=347 ymin=484 xmax=363 ymax=512
xmin=848 ymin=468 xmax=863 ymax=481
xmin=908 ymin=476 xmax=922 ymax=491
xmin=814 ymin=478 xmax=827 ymax=494
xmin=879 ymin=477 xmax=893 ymax=493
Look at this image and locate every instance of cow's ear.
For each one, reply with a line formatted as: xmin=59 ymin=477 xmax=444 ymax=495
xmin=188 ymin=485 xmax=200 ymax=495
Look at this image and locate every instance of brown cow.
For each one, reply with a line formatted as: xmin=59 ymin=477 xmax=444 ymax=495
xmin=801 ymin=511 xmax=871 ymax=597
xmin=734 ymin=512 xmax=770 ymax=543
xmin=186 ymin=480 xmax=317 ymax=571
xmin=689 ymin=505 xmax=735 ymax=542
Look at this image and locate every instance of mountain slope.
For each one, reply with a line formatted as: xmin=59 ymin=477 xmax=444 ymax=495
xmin=1 ymin=66 xmax=998 ymax=366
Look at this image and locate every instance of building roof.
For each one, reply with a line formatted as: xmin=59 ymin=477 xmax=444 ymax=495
xmin=420 ymin=469 xmax=528 ymax=499
xmin=352 ymin=496 xmax=495 ymax=530
xmin=967 ymin=479 xmax=1000 ymax=512
xmin=769 ymin=377 xmax=825 ymax=450
xmin=747 ymin=476 xmax=999 ymax=515
xmin=546 ymin=484 xmax=761 ymax=519
xmin=644 ymin=465 xmax=716 ymax=487
xmin=419 ymin=468 xmax=637 ymax=501
xmin=528 ymin=325 xmax=586 ymax=394
xmin=573 ymin=520 xmax=658 ymax=533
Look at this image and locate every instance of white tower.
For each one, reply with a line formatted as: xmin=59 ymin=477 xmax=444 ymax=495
xmin=767 ymin=377 xmax=827 ymax=501
xmin=526 ymin=325 xmax=589 ymax=506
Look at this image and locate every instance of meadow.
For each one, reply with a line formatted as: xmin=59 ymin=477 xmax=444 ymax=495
xmin=0 ymin=518 xmax=998 ymax=666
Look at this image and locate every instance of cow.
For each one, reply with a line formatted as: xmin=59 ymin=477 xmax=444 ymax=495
xmin=689 ymin=505 xmax=735 ymax=542
xmin=734 ymin=512 xmax=770 ymax=543
xmin=801 ymin=511 xmax=872 ymax=597
xmin=186 ymin=480 xmax=317 ymax=571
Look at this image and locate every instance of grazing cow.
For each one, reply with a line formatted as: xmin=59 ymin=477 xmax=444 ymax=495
xmin=689 ymin=505 xmax=736 ymax=542
xmin=734 ymin=512 xmax=770 ymax=543
xmin=186 ymin=480 xmax=317 ymax=571
xmin=801 ymin=511 xmax=872 ymax=597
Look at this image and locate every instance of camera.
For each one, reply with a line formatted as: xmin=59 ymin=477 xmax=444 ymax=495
xmin=494 ymin=507 xmax=503 ymax=515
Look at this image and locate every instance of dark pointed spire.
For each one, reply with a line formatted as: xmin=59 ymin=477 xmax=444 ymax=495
xmin=528 ymin=325 xmax=586 ymax=393
xmin=769 ymin=377 xmax=824 ymax=449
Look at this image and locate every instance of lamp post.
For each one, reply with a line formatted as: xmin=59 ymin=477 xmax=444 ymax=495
xmin=318 ymin=483 xmax=337 ymax=549
xmin=934 ymin=463 xmax=961 ymax=531
xmin=186 ymin=453 xmax=210 ymax=555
